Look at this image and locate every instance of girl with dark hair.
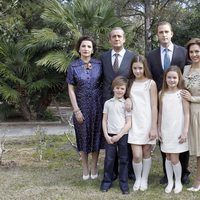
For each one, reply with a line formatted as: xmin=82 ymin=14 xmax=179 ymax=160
xmin=127 ymin=55 xmax=158 ymax=191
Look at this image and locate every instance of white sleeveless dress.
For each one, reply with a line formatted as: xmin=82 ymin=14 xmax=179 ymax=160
xmin=161 ymin=90 xmax=188 ymax=153
xmin=128 ymin=79 xmax=156 ymax=145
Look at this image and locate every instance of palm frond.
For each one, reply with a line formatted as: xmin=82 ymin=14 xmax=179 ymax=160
xmin=0 ymin=63 xmax=26 ymax=85
xmin=24 ymin=28 xmax=64 ymax=52
xmin=36 ymin=50 xmax=77 ymax=72
xmin=42 ymin=0 xmax=81 ymax=38
xmin=27 ymin=79 xmax=51 ymax=93
xmin=0 ymin=85 xmax=20 ymax=103
xmin=96 ymin=1 xmax=122 ymax=28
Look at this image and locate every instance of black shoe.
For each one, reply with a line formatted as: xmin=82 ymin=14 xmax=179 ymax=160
xmin=100 ymin=188 xmax=108 ymax=193
xmin=160 ymin=176 xmax=168 ymax=185
xmin=182 ymin=174 xmax=190 ymax=185
xmin=122 ymin=190 xmax=129 ymax=195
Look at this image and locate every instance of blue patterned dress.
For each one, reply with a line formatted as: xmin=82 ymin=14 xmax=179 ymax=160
xmin=66 ymin=58 xmax=103 ymax=153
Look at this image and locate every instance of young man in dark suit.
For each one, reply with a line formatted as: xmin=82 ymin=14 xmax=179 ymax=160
xmin=100 ymin=27 xmax=135 ymax=191
xmin=147 ymin=21 xmax=190 ymax=185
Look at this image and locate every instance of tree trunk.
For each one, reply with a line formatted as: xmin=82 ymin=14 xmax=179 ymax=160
xmin=144 ymin=0 xmax=152 ymax=56
xmin=19 ymin=97 xmax=36 ymax=121
xmin=36 ymin=95 xmax=52 ymax=119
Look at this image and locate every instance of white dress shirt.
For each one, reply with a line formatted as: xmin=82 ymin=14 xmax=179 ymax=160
xmin=111 ymin=48 xmax=126 ymax=68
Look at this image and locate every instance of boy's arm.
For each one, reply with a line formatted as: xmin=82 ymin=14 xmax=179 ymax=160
xmin=102 ymin=113 xmax=113 ymax=144
xmin=179 ymin=97 xmax=190 ymax=144
xmin=111 ymin=115 xmax=132 ymax=143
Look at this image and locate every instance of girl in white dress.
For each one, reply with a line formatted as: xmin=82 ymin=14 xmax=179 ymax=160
xmin=127 ymin=55 xmax=158 ymax=191
xmin=158 ymin=66 xmax=190 ymax=194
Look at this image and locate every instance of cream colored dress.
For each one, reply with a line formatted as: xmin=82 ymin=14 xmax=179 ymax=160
xmin=161 ymin=90 xmax=188 ymax=153
xmin=128 ymin=79 xmax=156 ymax=145
xmin=183 ymin=65 xmax=200 ymax=156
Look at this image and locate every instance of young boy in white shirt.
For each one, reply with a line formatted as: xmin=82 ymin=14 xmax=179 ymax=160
xmin=100 ymin=76 xmax=132 ymax=194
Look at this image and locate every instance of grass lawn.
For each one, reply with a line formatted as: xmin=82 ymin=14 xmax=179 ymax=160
xmin=0 ymin=134 xmax=199 ymax=200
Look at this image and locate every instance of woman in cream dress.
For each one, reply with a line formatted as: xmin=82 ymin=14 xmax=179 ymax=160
xmin=182 ymin=38 xmax=200 ymax=191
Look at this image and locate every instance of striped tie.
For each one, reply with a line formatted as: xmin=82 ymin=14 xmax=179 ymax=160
xmin=113 ymin=53 xmax=119 ymax=72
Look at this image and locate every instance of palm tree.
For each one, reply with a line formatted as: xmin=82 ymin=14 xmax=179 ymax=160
xmin=26 ymin=0 xmax=121 ymax=73
xmin=0 ymin=39 xmax=64 ymax=120
xmin=0 ymin=0 xmax=121 ymax=121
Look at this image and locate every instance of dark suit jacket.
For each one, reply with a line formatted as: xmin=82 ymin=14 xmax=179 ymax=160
xmin=100 ymin=49 xmax=135 ymax=102
xmin=147 ymin=44 xmax=187 ymax=91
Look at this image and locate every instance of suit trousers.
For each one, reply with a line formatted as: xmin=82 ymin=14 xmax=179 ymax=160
xmin=101 ymin=134 xmax=129 ymax=191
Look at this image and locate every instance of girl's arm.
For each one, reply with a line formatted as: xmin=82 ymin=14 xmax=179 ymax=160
xmin=158 ymin=92 xmax=163 ymax=142
xmin=179 ymin=97 xmax=190 ymax=144
xmin=68 ymin=84 xmax=84 ymax=123
xmin=125 ymin=98 xmax=132 ymax=112
xmin=149 ymin=81 xmax=158 ymax=140
xmin=102 ymin=113 xmax=113 ymax=144
xmin=125 ymin=81 xmax=133 ymax=112
xmin=111 ymin=115 xmax=132 ymax=143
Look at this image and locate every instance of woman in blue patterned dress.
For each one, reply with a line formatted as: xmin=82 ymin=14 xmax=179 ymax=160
xmin=66 ymin=36 xmax=103 ymax=180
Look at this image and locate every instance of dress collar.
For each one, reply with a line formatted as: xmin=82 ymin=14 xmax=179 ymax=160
xmin=110 ymin=97 xmax=126 ymax=102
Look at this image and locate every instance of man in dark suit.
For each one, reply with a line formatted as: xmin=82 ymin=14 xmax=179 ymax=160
xmin=100 ymin=27 xmax=135 ymax=191
xmin=101 ymin=27 xmax=135 ymax=102
xmin=147 ymin=21 xmax=190 ymax=185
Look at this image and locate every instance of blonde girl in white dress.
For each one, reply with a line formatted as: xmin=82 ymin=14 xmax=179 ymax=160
xmin=158 ymin=66 xmax=190 ymax=194
xmin=127 ymin=55 xmax=158 ymax=191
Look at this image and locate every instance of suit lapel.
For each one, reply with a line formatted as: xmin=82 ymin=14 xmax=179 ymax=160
xmin=171 ymin=44 xmax=177 ymax=63
xmin=104 ymin=50 xmax=118 ymax=75
xmin=118 ymin=50 xmax=129 ymax=73
xmin=106 ymin=50 xmax=114 ymax=71
xmin=107 ymin=50 xmax=112 ymax=66
xmin=157 ymin=47 xmax=163 ymax=71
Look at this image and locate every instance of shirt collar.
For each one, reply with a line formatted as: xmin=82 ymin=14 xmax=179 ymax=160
xmin=160 ymin=42 xmax=174 ymax=53
xmin=111 ymin=48 xmax=126 ymax=57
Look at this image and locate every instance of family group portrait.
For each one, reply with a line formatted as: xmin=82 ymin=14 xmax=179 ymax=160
xmin=0 ymin=0 xmax=200 ymax=199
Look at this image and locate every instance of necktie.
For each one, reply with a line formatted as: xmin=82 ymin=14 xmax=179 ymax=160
xmin=164 ymin=48 xmax=170 ymax=71
xmin=113 ymin=53 xmax=119 ymax=72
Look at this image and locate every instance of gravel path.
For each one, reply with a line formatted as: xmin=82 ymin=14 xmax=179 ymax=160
xmin=0 ymin=121 xmax=74 ymax=137
xmin=0 ymin=106 xmax=75 ymax=137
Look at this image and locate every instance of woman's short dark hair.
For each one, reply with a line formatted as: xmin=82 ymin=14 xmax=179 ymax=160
xmin=75 ymin=36 xmax=97 ymax=55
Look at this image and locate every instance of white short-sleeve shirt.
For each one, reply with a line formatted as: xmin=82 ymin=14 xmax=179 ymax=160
xmin=103 ymin=97 xmax=131 ymax=135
